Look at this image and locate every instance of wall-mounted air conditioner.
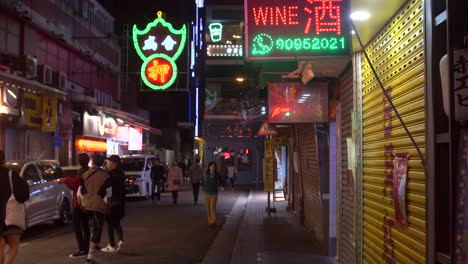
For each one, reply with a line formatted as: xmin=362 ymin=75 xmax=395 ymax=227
xmin=38 ymin=64 xmax=53 ymax=85
xmin=53 ymin=71 xmax=68 ymax=90
xmin=23 ymin=55 xmax=37 ymax=79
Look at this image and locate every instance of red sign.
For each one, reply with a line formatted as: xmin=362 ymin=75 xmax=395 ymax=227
xmin=75 ymin=138 xmax=107 ymax=153
xmin=268 ymin=82 xmax=328 ymax=123
xmin=245 ymin=0 xmax=350 ymax=60
xmin=144 ymin=57 xmax=174 ymax=87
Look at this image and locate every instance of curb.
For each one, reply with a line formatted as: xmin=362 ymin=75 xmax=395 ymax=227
xmin=201 ymin=190 xmax=250 ymax=264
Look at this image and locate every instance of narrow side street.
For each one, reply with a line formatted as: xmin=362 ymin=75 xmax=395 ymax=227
xmin=15 ymin=186 xmax=245 ymax=264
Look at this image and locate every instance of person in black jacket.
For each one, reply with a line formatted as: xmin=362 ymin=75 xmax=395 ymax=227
xmin=150 ymin=158 xmax=166 ymax=205
xmin=101 ymin=155 xmax=126 ymax=253
xmin=0 ymin=150 xmax=29 ymax=264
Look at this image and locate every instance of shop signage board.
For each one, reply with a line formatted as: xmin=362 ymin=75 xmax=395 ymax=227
xmin=41 ymin=95 xmax=57 ymax=132
xmin=133 ymin=11 xmax=187 ymax=90
xmin=245 ymin=0 xmax=350 ymax=60
xmin=264 ymin=139 xmax=274 ymax=192
xmin=23 ymin=93 xmax=43 ymax=129
xmin=268 ymin=82 xmax=328 ymax=123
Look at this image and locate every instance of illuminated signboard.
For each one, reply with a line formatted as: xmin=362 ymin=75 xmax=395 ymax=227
xmin=133 ymin=11 xmax=187 ymax=90
xmin=268 ymin=82 xmax=328 ymax=123
xmin=245 ymin=0 xmax=350 ymax=60
xmin=208 ymin=23 xmax=223 ymax=42
xmin=207 ymin=45 xmax=243 ymax=57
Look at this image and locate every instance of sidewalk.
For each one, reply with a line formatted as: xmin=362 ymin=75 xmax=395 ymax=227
xmin=203 ymin=190 xmax=339 ymax=264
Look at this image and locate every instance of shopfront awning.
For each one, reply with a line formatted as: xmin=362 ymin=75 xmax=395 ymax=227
xmin=0 ymin=70 xmax=67 ymax=98
xmin=96 ymin=106 xmax=162 ymax=136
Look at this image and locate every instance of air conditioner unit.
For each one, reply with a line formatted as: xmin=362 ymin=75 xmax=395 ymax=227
xmin=53 ymin=71 xmax=68 ymax=90
xmin=23 ymin=55 xmax=37 ymax=79
xmin=38 ymin=64 xmax=53 ymax=85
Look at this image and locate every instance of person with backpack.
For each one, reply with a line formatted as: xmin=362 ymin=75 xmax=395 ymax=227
xmin=78 ymin=154 xmax=111 ymax=264
xmin=59 ymin=153 xmax=91 ymax=258
xmin=188 ymin=156 xmax=204 ymax=205
xmin=0 ymin=150 xmax=29 ymax=264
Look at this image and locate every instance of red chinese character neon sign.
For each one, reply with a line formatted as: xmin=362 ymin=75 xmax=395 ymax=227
xmin=144 ymin=57 xmax=174 ymax=86
xmin=304 ymin=0 xmax=342 ymax=35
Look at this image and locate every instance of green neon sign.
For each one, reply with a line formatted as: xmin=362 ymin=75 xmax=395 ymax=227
xmin=133 ymin=11 xmax=187 ymax=90
xmin=251 ymin=34 xmax=347 ymax=56
xmin=208 ymin=23 xmax=223 ymax=42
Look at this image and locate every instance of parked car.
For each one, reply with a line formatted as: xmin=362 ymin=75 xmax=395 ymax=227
xmin=121 ymin=154 xmax=157 ymax=199
xmin=5 ymin=160 xmax=73 ymax=228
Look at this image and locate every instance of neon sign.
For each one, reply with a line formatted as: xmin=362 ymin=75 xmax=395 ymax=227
xmin=245 ymin=0 xmax=350 ymax=60
xmin=133 ymin=11 xmax=187 ymax=90
xmin=208 ymin=23 xmax=223 ymax=42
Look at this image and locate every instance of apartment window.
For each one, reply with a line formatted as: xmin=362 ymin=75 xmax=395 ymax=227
xmin=0 ymin=15 xmax=20 ymax=55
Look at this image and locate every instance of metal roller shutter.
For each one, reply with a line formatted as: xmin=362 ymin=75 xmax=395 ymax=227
xmin=339 ymin=68 xmax=356 ymax=263
xmin=361 ymin=0 xmax=426 ymax=263
xmin=5 ymin=128 xmax=24 ymax=160
xmin=25 ymin=130 xmax=55 ymax=160
xmin=293 ymin=149 xmax=302 ymax=214
xmin=298 ymin=124 xmax=322 ymax=240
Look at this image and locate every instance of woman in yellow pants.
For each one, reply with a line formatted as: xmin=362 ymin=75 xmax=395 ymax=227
xmin=202 ymin=162 xmax=223 ymax=228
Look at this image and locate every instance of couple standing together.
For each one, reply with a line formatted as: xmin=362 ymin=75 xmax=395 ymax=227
xmin=189 ymin=158 xmax=224 ymax=228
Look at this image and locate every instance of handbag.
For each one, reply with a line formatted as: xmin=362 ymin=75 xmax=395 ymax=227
xmin=5 ymin=170 xmax=26 ymax=231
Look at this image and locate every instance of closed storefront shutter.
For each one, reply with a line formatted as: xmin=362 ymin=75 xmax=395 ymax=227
xmin=361 ymin=0 xmax=426 ymax=263
xmin=298 ymin=124 xmax=322 ymax=240
xmin=5 ymin=128 xmax=24 ymax=160
xmin=339 ymin=69 xmax=356 ymax=263
xmin=25 ymin=130 xmax=55 ymax=160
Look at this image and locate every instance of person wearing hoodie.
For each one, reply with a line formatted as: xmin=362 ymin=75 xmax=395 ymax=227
xmin=101 ymin=155 xmax=126 ymax=253
xmin=59 ymin=153 xmax=91 ymax=258
xmin=78 ymin=154 xmax=110 ymax=264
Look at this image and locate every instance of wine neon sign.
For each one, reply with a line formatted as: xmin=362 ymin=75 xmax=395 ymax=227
xmin=245 ymin=0 xmax=350 ymax=60
xmin=133 ymin=11 xmax=187 ymax=90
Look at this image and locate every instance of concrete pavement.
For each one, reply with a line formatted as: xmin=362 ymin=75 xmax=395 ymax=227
xmin=203 ymin=190 xmax=339 ymax=264
xmin=15 ymin=185 xmax=246 ymax=264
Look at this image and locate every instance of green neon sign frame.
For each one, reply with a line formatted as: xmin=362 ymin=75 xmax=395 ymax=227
xmin=133 ymin=11 xmax=187 ymax=90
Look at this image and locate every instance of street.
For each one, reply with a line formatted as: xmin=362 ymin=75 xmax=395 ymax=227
xmin=15 ymin=186 xmax=245 ymax=264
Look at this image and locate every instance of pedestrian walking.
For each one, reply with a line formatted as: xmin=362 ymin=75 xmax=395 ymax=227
xmin=59 ymin=153 xmax=91 ymax=258
xmin=202 ymin=162 xmax=223 ymax=228
xmin=218 ymin=160 xmax=228 ymax=188
xmin=188 ymin=156 xmax=204 ymax=205
xmin=101 ymin=155 xmax=126 ymax=253
xmin=78 ymin=154 xmax=111 ymax=264
xmin=167 ymin=160 xmax=183 ymax=205
xmin=0 ymin=150 xmax=29 ymax=264
xmin=227 ymin=163 xmax=237 ymax=189
xmin=150 ymin=158 xmax=166 ymax=205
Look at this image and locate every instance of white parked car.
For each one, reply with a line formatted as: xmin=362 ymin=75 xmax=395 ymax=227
xmin=121 ymin=155 xmax=157 ymax=199
xmin=6 ymin=160 xmax=73 ymax=228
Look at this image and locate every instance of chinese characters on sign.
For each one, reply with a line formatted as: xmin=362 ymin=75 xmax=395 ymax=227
xmin=264 ymin=139 xmax=274 ymax=192
xmin=133 ymin=11 xmax=187 ymax=90
xmin=245 ymin=0 xmax=350 ymax=60
xmin=440 ymin=48 xmax=468 ymax=120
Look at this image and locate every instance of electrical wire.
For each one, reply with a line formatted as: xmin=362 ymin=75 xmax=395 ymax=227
xmin=351 ymin=21 xmax=426 ymax=168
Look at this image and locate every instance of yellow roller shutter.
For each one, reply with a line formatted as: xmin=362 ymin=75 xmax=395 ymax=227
xmin=339 ymin=68 xmax=356 ymax=264
xmin=361 ymin=0 xmax=426 ymax=263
